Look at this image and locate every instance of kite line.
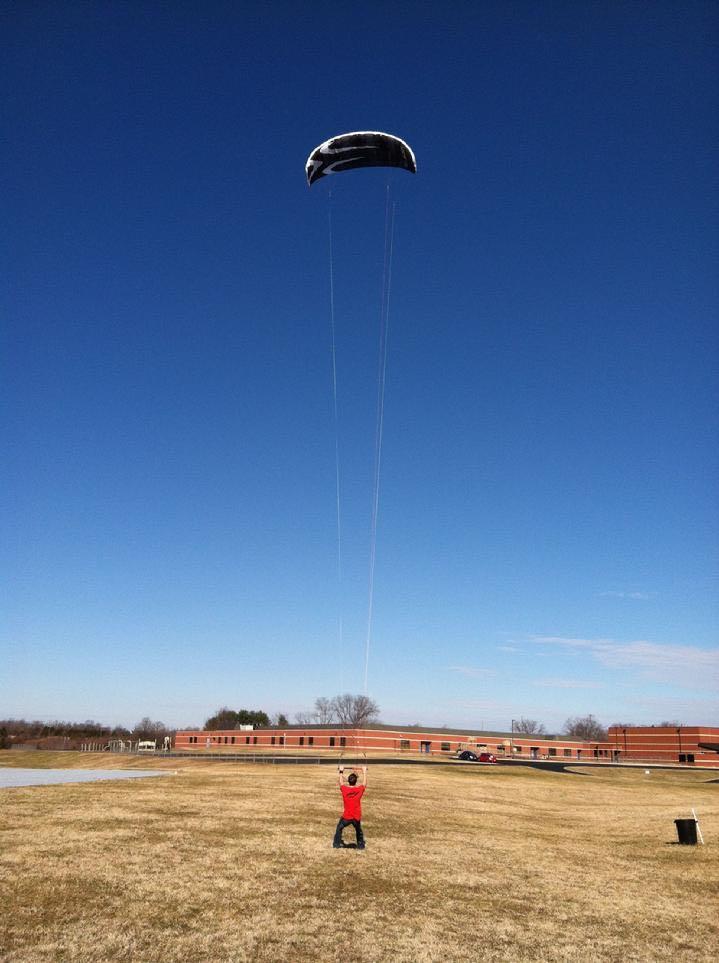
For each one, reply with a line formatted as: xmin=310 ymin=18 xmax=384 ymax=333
xmin=327 ymin=190 xmax=344 ymax=688
xmin=364 ymin=186 xmax=396 ymax=695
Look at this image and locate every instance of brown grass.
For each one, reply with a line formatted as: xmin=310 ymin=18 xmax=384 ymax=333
xmin=1 ymin=751 xmax=717 ymax=962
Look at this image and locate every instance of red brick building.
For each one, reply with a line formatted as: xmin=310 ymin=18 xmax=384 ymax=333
xmin=174 ymin=723 xmax=719 ymax=767
xmin=607 ymin=725 xmax=719 ymax=767
xmin=174 ymin=724 xmax=604 ymax=761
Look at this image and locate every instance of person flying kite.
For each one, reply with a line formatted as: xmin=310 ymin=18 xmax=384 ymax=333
xmin=333 ymin=766 xmax=368 ymax=849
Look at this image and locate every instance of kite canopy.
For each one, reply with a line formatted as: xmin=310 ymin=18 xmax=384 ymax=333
xmin=305 ymin=131 xmax=417 ymax=186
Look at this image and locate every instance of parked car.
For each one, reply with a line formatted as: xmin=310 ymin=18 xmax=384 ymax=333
xmin=456 ymin=749 xmax=497 ymax=763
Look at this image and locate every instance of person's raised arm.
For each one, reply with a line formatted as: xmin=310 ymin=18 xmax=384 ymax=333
xmin=362 ymin=765 xmax=368 ymax=786
xmin=338 ymin=766 xmax=344 ymax=787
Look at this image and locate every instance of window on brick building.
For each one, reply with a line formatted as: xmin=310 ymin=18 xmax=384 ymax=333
xmin=441 ymin=742 xmax=450 ymax=751
xmin=308 ymin=737 xmax=314 ymax=746
xmin=329 ymin=737 xmax=335 ymax=747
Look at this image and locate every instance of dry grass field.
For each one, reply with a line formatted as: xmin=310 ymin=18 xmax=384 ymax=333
xmin=1 ymin=751 xmax=717 ymax=962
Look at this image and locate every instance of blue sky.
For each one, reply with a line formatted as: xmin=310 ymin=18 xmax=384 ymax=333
xmin=2 ymin=1 xmax=717 ymax=731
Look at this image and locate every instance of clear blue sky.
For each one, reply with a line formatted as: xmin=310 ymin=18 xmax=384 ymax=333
xmin=3 ymin=1 xmax=717 ymax=732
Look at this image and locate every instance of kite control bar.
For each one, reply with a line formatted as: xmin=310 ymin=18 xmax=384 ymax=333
xmin=337 ymin=749 xmax=368 ymax=773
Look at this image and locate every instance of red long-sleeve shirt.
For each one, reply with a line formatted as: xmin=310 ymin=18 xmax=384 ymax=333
xmin=340 ymin=784 xmax=365 ymax=820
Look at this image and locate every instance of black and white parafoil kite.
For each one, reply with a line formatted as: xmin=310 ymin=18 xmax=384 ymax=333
xmin=305 ymin=131 xmax=417 ymax=187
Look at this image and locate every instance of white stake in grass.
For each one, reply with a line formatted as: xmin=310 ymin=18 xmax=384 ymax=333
xmin=692 ymin=808 xmax=705 ymax=845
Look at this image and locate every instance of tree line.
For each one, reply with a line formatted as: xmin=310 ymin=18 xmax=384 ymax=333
xmin=512 ymin=716 xmax=609 ymax=739
xmin=0 ymin=717 xmax=175 ymax=749
xmin=509 ymin=715 xmax=674 ymax=741
xmin=0 ymin=695 xmax=381 ymax=746
xmin=204 ymin=694 xmax=381 ymax=731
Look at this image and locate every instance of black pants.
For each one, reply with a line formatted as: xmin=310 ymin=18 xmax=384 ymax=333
xmin=333 ymin=818 xmax=365 ymax=848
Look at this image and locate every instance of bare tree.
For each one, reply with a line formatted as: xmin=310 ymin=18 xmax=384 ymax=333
xmin=512 ymin=718 xmax=547 ymax=735
xmin=294 ymin=712 xmax=315 ymax=725
xmin=132 ymin=717 xmax=168 ymax=740
xmin=563 ymin=714 xmax=608 ymax=741
xmin=331 ymin=693 xmax=380 ymax=727
xmin=314 ymin=697 xmax=336 ymax=725
xmin=659 ymin=720 xmax=682 ymax=727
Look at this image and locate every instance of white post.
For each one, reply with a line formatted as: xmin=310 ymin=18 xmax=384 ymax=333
xmin=692 ymin=809 xmax=705 ymax=845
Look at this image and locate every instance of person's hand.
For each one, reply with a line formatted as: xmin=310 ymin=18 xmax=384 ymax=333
xmin=363 ymin=766 xmax=368 ymax=772
xmin=339 ymin=766 xmax=344 ymax=773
